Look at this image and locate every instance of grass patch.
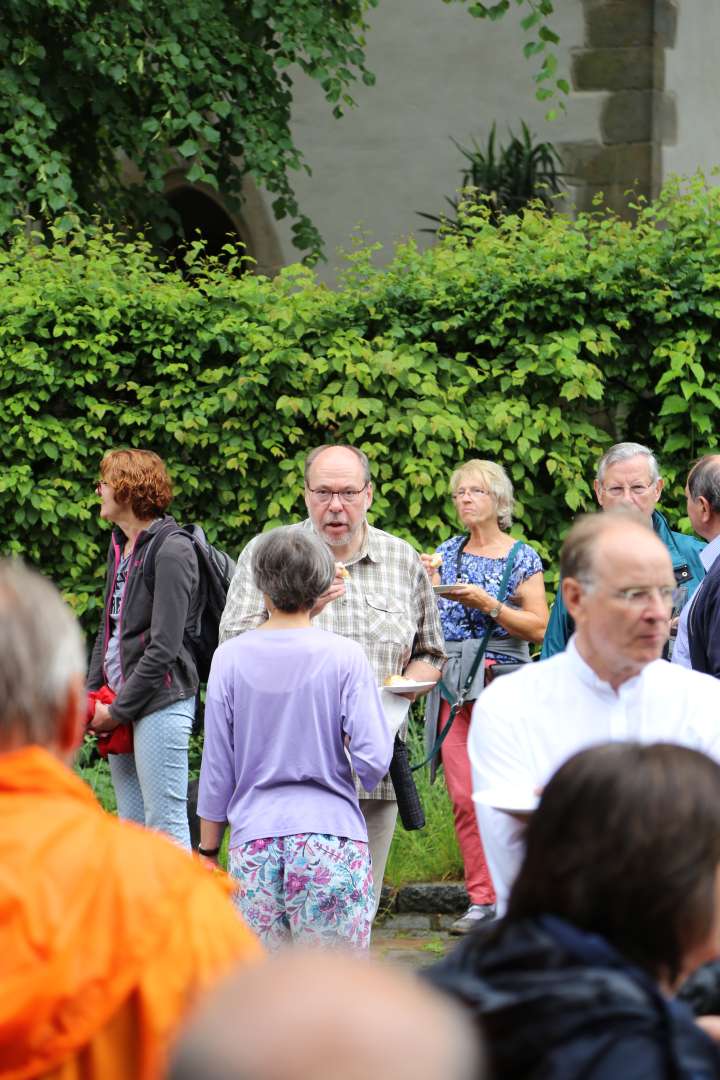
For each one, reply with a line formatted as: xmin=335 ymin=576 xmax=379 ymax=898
xmin=73 ymin=724 xmax=464 ymax=887
xmin=384 ymin=723 xmax=463 ymax=887
xmin=74 ymin=736 xmax=117 ymax=814
xmin=422 ymin=937 xmax=449 ymax=956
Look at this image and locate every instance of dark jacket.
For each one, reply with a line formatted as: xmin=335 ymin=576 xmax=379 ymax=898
xmin=688 ymin=552 xmax=720 ymax=677
xmin=541 ymin=510 xmax=706 ymax=659
xmin=423 ymin=916 xmax=720 ymax=1080
xmin=87 ymin=516 xmax=200 ymax=725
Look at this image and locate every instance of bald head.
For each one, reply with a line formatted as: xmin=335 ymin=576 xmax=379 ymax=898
xmin=167 ymin=951 xmax=484 ymax=1080
xmin=560 ymin=510 xmax=665 ymax=585
xmin=561 ymin=513 xmax=675 ymax=688
xmin=686 ymin=455 xmax=720 ymax=542
xmin=304 ymin=445 xmax=371 ymax=487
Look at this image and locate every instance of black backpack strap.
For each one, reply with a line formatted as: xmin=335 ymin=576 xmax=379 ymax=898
xmin=142 ymin=521 xmax=186 ymax=593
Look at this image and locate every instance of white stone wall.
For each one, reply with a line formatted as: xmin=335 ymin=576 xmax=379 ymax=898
xmin=272 ymin=0 xmax=599 ymax=282
xmin=662 ymin=0 xmax=720 ymax=186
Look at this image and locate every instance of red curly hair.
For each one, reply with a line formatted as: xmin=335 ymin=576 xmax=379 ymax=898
xmin=100 ymin=449 xmax=173 ymax=519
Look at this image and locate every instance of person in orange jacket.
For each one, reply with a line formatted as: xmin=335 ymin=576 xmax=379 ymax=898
xmin=0 ymin=559 xmax=262 ymax=1080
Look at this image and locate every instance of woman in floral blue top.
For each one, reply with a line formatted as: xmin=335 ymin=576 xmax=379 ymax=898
xmin=421 ymin=460 xmax=548 ymax=935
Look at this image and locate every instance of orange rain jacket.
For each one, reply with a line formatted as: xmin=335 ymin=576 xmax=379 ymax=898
xmin=0 ymin=746 xmax=262 ymax=1080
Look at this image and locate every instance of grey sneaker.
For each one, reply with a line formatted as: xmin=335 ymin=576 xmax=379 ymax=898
xmin=449 ymin=903 xmax=496 ymax=935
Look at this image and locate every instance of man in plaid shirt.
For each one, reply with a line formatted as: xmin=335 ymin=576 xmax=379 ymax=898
xmin=219 ymin=444 xmax=446 ymax=911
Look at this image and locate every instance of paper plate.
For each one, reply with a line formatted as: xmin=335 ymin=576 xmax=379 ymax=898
xmin=380 ymin=680 xmax=437 ymax=694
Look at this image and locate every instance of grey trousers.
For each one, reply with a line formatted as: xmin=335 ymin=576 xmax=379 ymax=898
xmin=360 ymin=798 xmax=399 ymax=917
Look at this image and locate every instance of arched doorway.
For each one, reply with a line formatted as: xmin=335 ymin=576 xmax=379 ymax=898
xmin=163 ymin=185 xmax=248 ymax=273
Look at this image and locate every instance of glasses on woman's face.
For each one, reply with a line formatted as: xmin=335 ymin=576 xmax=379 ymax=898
xmin=453 ymin=487 xmax=490 ymax=501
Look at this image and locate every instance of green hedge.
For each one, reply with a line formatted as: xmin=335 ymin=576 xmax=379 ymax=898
xmin=2 ymin=174 xmax=720 ymax=630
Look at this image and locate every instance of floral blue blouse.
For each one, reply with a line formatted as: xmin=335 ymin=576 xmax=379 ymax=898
xmin=435 ymin=535 xmax=543 ymax=659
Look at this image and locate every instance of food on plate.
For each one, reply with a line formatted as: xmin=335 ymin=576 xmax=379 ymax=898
xmin=383 ymin=674 xmax=413 ymax=687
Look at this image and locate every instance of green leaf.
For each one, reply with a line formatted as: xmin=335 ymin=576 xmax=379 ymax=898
xmin=177 ymin=139 xmax=199 ymax=158
xmin=659 ymin=395 xmax=690 ymax=416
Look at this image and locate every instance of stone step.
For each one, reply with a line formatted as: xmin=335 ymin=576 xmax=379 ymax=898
xmin=379 ymin=881 xmax=469 ymax=917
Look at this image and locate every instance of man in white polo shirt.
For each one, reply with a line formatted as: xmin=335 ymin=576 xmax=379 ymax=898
xmin=470 ymin=511 xmax=720 ymax=913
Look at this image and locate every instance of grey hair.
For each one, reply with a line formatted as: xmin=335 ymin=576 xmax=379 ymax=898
xmin=304 ymin=444 xmax=371 ymax=486
xmin=688 ymin=455 xmax=720 ymax=513
xmin=0 ymin=559 xmax=86 ymax=745
xmin=252 ymin=527 xmax=336 ymax=613
xmin=596 ymin=442 xmax=660 ymax=486
xmin=450 ymin=459 xmax=514 ymax=530
xmin=559 ymin=509 xmax=653 ymax=585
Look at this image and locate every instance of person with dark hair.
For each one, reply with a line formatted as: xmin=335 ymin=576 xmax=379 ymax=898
xmin=469 ymin=511 xmax=720 ymax=912
xmin=87 ymin=448 xmax=201 ymax=846
xmin=673 ymin=454 xmax=720 ymax=672
xmin=198 ymin=526 xmax=393 ymax=950
xmin=218 ymin=444 xmax=445 ymax=913
xmin=0 ymin=560 xmax=261 ymax=1080
xmin=541 ymin=441 xmax=704 ymax=658
xmin=425 ymin=741 xmax=720 ymax=1078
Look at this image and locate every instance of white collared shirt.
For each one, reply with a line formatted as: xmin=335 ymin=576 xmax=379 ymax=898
xmin=470 ymin=637 xmax=720 ymax=912
xmin=672 ymin=533 xmax=720 ymax=668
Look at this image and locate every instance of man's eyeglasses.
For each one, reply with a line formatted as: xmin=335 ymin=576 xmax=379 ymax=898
xmin=610 ymin=585 xmax=681 ymax=609
xmin=602 ymin=483 xmax=655 ymax=498
xmin=453 ymin=487 xmax=490 ymax=500
xmin=306 ymin=483 xmax=368 ymax=504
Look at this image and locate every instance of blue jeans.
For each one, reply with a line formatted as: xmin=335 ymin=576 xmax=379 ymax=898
xmin=109 ymin=696 xmax=195 ymax=849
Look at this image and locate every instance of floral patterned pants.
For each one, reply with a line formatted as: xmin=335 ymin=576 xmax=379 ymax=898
xmin=228 ymin=833 xmax=373 ymax=951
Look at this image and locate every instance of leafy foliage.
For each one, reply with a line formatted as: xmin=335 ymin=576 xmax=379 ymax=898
xmin=2 ymin=174 xmax=719 ymax=638
xmin=0 ymin=0 xmax=567 ymax=261
xmin=449 ymin=0 xmax=567 ymax=115
xmin=74 ymin=736 xmax=117 ymax=813
xmin=419 ymin=121 xmax=564 ymax=231
xmin=0 ymin=0 xmax=379 ymax=258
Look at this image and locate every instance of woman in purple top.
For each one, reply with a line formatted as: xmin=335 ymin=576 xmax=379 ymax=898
xmin=198 ymin=526 xmax=393 ymax=951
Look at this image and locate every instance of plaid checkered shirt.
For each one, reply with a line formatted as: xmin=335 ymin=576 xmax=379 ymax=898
xmin=218 ymin=519 xmax=446 ymax=801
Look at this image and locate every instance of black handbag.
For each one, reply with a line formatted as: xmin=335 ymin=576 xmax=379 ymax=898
xmin=389 ymin=732 xmax=426 ymax=831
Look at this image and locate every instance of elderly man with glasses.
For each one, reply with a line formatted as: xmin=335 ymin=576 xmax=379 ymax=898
xmin=219 ymin=444 xmax=446 ymax=912
xmin=469 ymin=511 xmax=720 ymax=914
xmin=541 ymin=441 xmax=705 ymax=658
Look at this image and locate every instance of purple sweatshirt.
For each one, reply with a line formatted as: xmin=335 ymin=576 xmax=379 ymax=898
xmin=198 ymin=627 xmax=394 ymax=846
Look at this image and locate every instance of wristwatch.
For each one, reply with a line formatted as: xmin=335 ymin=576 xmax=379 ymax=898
xmin=488 ymin=601 xmax=503 ymax=619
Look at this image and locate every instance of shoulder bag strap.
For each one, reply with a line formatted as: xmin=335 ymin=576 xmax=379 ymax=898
xmin=412 ymin=540 xmax=523 ymax=771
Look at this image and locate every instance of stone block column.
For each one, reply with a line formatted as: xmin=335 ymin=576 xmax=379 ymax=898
xmin=561 ymin=0 xmax=677 ymax=217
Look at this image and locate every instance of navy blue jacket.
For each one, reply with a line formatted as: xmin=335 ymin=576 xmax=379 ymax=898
xmin=688 ymin=552 xmax=720 ymax=677
xmin=424 ymin=915 xmax=720 ymax=1079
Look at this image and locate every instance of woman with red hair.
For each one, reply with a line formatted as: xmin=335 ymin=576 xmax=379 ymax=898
xmin=87 ymin=448 xmax=199 ymax=847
